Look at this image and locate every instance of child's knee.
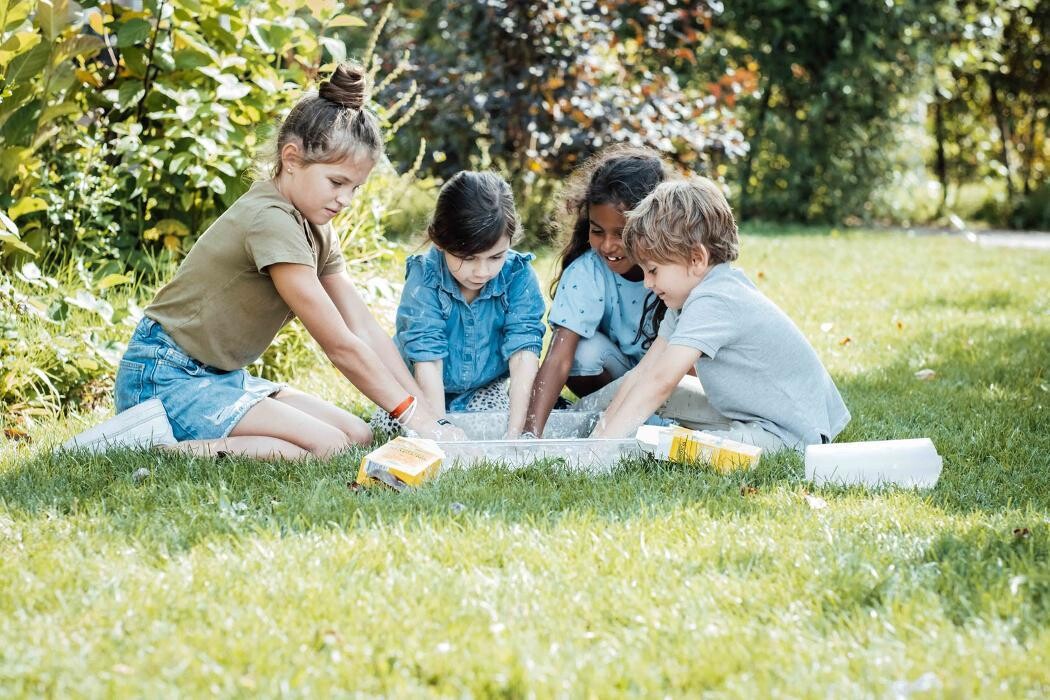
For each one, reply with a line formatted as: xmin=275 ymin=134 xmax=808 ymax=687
xmin=571 ymin=333 xmax=630 ymax=378
xmin=302 ymin=423 xmax=356 ymax=458
xmin=343 ymin=421 xmax=372 ymax=445
xmin=326 ymin=411 xmax=372 ymax=446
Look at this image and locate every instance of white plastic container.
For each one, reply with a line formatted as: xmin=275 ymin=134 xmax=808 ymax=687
xmin=804 ymin=438 xmax=942 ymax=488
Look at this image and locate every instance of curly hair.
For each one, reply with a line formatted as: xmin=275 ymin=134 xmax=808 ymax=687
xmin=549 ymin=146 xmax=671 ymax=347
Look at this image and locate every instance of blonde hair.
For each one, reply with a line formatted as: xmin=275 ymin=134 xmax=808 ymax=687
xmin=622 ymin=177 xmax=739 ymax=265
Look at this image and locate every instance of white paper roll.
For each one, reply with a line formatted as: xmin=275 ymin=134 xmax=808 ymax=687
xmin=804 ymin=438 xmax=942 ymax=488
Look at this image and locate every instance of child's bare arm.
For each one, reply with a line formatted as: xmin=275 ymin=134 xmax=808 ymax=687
xmin=506 ymin=350 xmax=540 ymax=438
xmin=319 ymin=271 xmax=430 ymax=401
xmin=591 ymin=344 xmax=701 ymax=439
xmin=523 ymin=327 xmax=580 ymax=436
xmin=413 ymin=361 xmax=446 ymax=419
xmin=271 ymin=265 xmax=440 ymax=423
xmin=599 ymin=337 xmax=669 ymax=420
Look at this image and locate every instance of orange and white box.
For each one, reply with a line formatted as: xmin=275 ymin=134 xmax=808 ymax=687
xmin=356 ymin=437 xmax=445 ymax=491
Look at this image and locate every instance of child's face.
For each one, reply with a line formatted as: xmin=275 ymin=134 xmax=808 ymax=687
xmin=442 ymin=235 xmax=511 ymax=298
xmin=587 ymin=203 xmax=637 ymax=277
xmin=280 ymin=155 xmax=374 ymax=226
xmin=639 ymin=254 xmax=711 ymax=310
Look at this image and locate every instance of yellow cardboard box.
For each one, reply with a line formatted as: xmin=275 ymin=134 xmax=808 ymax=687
xmin=636 ymin=425 xmax=762 ymax=472
xmin=356 ymin=437 xmax=445 ymax=491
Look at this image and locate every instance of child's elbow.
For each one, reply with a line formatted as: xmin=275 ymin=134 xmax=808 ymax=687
xmin=651 ymin=370 xmax=683 ymax=398
xmin=323 ymin=333 xmax=367 ymax=364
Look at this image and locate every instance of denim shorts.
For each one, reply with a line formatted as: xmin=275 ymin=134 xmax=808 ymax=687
xmin=114 ymin=317 xmax=282 ymax=441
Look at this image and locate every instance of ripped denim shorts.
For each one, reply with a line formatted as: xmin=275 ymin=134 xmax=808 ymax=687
xmin=114 ymin=317 xmax=282 ymax=441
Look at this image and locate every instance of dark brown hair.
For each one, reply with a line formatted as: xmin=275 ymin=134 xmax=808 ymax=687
xmin=270 ymin=62 xmax=383 ymax=176
xmin=428 ymin=171 xmax=520 ymax=257
xmin=550 ymin=145 xmax=671 ymax=347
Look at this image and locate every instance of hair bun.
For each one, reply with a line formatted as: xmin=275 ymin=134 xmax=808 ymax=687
xmin=319 ymin=62 xmax=369 ymax=110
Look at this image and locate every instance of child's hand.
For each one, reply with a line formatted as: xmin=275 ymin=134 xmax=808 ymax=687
xmin=507 ymin=430 xmax=538 ymax=441
xmin=431 ymin=421 xmax=467 ymax=442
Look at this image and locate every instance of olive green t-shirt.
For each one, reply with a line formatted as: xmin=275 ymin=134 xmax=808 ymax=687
xmin=146 ymin=180 xmax=345 ymax=371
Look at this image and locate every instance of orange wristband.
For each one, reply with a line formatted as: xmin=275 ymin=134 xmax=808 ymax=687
xmin=389 ymin=395 xmax=415 ymax=420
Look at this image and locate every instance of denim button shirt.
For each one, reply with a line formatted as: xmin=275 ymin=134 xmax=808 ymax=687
xmin=395 ymin=246 xmax=546 ymax=411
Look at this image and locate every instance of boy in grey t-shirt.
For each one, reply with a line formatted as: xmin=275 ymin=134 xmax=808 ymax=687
xmin=589 ymin=177 xmax=849 ymax=452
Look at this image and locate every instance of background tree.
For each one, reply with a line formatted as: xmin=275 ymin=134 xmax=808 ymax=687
xmin=714 ymin=0 xmax=936 ymax=223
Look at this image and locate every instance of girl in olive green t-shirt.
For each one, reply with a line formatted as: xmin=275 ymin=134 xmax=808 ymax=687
xmin=97 ymin=63 xmax=463 ymax=459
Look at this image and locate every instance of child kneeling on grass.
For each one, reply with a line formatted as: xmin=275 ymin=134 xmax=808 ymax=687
xmin=589 ymin=177 xmax=850 ymax=452
xmin=370 ymin=171 xmax=546 ymax=438
xmin=523 ymin=147 xmax=671 ymax=437
xmin=63 ymin=63 xmax=464 ymax=458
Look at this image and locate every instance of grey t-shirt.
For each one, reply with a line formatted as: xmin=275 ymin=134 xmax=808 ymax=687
xmin=659 ymin=263 xmax=850 ymax=448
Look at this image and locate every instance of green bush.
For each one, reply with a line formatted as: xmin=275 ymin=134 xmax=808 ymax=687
xmin=0 ymin=257 xmax=139 ymax=428
xmin=1010 ymin=183 xmax=1050 ymax=231
xmin=1 ymin=0 xmax=421 ymax=271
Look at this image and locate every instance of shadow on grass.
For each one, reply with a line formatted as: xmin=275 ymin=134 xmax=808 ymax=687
xmin=0 ymin=320 xmax=1045 ymax=549
xmin=917 ymin=522 xmax=1050 ymax=636
xmin=0 ymin=442 xmax=804 ymax=551
xmin=834 ymin=324 xmax=1049 ymax=513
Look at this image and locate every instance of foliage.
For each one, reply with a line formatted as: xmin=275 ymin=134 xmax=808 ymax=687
xmin=0 ymin=255 xmax=137 ymax=427
xmin=711 ymin=0 xmax=938 ymax=223
xmin=378 ymin=0 xmax=750 ymax=236
xmin=927 ymin=0 xmax=1049 ymax=224
xmin=1 ymin=0 xmax=418 ymax=271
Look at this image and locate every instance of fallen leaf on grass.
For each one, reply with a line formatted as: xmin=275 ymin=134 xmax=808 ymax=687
xmin=896 ymin=321 xmax=904 ymax=330
xmin=757 ymin=271 xmax=766 ymax=280
xmin=3 ymin=427 xmax=31 ymax=443
xmin=315 ymin=628 xmax=343 ymax=650
xmin=838 ymin=336 xmax=851 ymax=346
xmin=1013 ymin=527 xmax=1030 ymax=540
xmin=739 ymin=484 xmax=758 ymax=497
xmin=803 ymin=493 xmax=828 ymax=510
xmin=914 ymin=368 xmax=936 ymax=381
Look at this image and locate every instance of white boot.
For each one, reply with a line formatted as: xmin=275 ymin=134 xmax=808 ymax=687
xmin=60 ymin=398 xmax=177 ymax=453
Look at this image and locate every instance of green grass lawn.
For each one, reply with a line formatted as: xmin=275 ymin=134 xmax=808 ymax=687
xmin=2 ymin=228 xmax=1048 ymax=696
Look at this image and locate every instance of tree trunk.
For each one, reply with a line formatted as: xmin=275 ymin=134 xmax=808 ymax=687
xmin=986 ymin=72 xmax=1015 ymax=204
xmin=932 ymin=98 xmax=949 ymax=215
xmin=739 ymin=74 xmax=772 ymax=218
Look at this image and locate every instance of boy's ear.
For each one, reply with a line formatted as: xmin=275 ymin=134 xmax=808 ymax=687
xmin=690 ymin=245 xmax=711 ymax=272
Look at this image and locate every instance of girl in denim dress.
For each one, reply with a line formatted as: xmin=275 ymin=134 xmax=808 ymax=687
xmin=523 ymin=147 xmax=671 ymax=437
xmin=370 ymin=171 xmax=546 ymax=438
xmin=68 ymin=63 xmax=464 ymax=458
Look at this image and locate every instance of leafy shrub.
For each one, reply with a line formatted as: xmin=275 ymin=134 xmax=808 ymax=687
xmin=0 ymin=254 xmax=139 ymax=429
xmin=1010 ymin=183 xmax=1050 ymax=231
xmin=1 ymin=0 xmax=420 ymax=271
xmin=381 ymin=0 xmax=750 ymax=237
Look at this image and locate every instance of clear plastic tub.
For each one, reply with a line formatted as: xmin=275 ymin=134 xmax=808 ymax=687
xmin=436 ymin=437 xmax=642 ymax=473
xmin=435 ymin=410 xmax=639 ymax=473
xmin=444 ymin=409 xmax=600 ymax=440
